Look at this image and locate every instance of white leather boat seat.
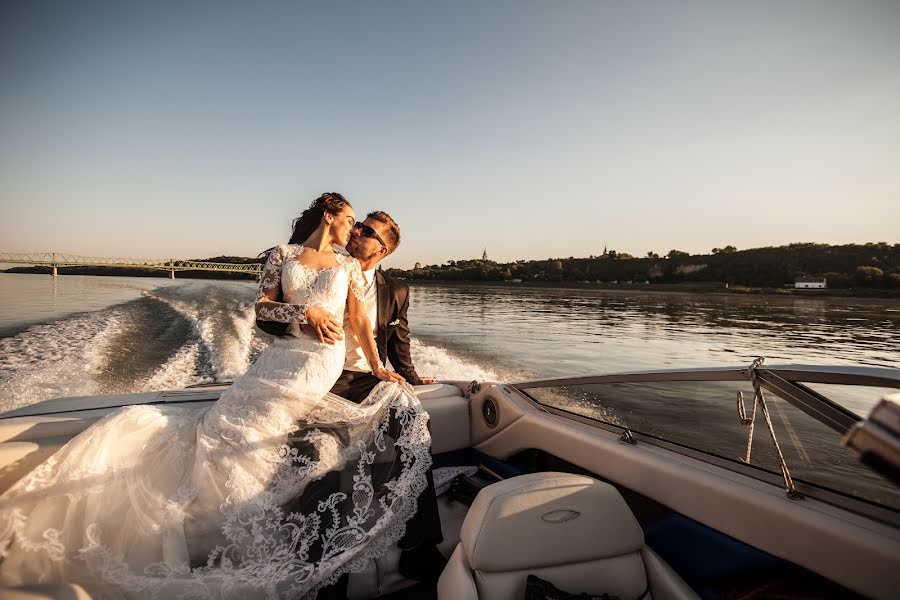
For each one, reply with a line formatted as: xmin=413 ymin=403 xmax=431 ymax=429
xmin=437 ymin=472 xmax=699 ymax=600
xmin=415 ymin=383 xmax=470 ymax=455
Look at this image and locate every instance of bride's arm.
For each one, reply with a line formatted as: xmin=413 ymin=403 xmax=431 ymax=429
xmin=255 ymin=246 xmax=342 ymax=342
xmin=346 ymin=290 xmax=405 ymax=384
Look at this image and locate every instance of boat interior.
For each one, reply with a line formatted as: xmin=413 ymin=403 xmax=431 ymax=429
xmin=0 ymin=363 xmax=898 ymax=599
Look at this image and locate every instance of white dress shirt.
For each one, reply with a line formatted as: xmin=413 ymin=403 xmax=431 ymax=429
xmin=344 ymin=268 xmax=378 ymax=372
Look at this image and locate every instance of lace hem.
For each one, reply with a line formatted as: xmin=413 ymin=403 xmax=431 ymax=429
xmin=308 ymin=386 xmax=430 ymax=593
xmin=1 ymin=383 xmax=432 ymax=599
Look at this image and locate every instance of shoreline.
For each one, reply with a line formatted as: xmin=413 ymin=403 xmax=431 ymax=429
xmin=4 ymin=269 xmax=898 ymax=299
xmin=402 ymin=279 xmax=900 ymax=300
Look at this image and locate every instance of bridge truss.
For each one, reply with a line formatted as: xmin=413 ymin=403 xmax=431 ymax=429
xmin=0 ymin=252 xmax=262 ymax=277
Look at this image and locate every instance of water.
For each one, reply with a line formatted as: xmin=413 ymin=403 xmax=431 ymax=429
xmin=1 ymin=274 xmax=898 ymax=414
xmin=0 ymin=274 xmax=501 ymax=413
xmin=1 ymin=273 xmax=898 ymax=509
xmin=403 ymin=284 xmax=900 ymax=511
xmin=409 ymin=284 xmax=900 ymax=412
xmin=408 ymin=284 xmax=900 ymax=376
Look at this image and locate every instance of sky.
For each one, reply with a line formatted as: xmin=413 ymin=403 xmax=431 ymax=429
xmin=1 ymin=1 xmax=898 ymax=269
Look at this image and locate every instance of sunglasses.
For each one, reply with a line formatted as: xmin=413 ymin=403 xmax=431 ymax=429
xmin=354 ymin=222 xmax=386 ymax=247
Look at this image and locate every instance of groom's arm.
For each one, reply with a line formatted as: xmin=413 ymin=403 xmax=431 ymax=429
xmin=386 ymin=284 xmax=423 ymax=385
xmin=256 ymin=319 xmax=290 ymax=336
xmin=256 ymin=313 xmax=343 ymax=343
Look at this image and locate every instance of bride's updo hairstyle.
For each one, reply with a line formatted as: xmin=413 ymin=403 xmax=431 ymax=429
xmin=288 ymin=192 xmax=352 ymax=245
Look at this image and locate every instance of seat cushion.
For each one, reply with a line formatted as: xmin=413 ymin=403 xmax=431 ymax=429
xmin=460 ymin=472 xmax=644 ymax=571
xmin=473 ymin=556 xmax=648 ymax=600
xmin=415 ymin=383 xmax=467 ymax=400
xmin=418 ymin=388 xmax=470 ymax=454
xmin=438 ymin=544 xmax=478 ymax=600
xmin=438 ymin=543 xmax=650 ymax=600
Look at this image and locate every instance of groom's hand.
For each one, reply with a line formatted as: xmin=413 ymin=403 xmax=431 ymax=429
xmin=304 ymin=306 xmax=343 ymax=344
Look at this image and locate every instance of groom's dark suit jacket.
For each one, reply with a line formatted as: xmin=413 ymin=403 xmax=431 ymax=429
xmin=255 ymin=270 xmax=422 ymax=386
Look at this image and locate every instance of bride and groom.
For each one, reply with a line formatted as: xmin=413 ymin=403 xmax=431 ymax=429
xmin=0 ymin=193 xmax=445 ymax=598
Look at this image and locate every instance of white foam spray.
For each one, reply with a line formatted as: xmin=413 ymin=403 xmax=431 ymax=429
xmin=407 ymin=337 xmax=500 ymax=382
xmin=139 ymin=343 xmax=204 ymax=392
xmin=144 ymin=285 xmax=259 ymax=381
xmin=0 ymin=311 xmax=123 ymax=412
xmin=0 ymin=282 xmax=511 ymax=413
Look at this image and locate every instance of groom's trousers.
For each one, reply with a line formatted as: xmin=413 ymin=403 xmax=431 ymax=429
xmin=329 ymin=369 xmax=444 ymax=549
xmin=292 ymin=370 xmax=444 ymax=599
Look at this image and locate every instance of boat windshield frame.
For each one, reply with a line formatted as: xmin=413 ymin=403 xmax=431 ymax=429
xmin=510 ymin=364 xmax=900 ymax=525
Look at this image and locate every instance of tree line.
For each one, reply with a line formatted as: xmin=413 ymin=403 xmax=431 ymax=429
xmin=384 ymin=243 xmax=900 ymax=289
xmin=8 ymin=244 xmax=899 ymax=289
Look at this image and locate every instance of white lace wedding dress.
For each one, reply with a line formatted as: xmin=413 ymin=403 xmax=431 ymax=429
xmin=0 ymin=245 xmax=432 ymax=599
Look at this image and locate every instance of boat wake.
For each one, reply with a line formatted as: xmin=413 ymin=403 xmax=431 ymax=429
xmin=407 ymin=338 xmax=501 ymax=382
xmin=0 ymin=281 xmax=503 ymax=413
xmin=0 ymin=309 xmax=124 ymax=412
xmin=143 ymin=282 xmax=266 ymax=381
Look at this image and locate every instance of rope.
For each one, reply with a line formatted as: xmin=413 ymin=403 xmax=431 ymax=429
xmin=742 ymin=357 xmax=800 ymax=498
xmin=736 ymin=389 xmax=758 ymax=462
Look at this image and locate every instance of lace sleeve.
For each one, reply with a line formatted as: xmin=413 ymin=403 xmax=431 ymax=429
xmin=344 ymin=256 xmax=367 ymax=304
xmin=255 ymin=245 xmax=308 ymax=324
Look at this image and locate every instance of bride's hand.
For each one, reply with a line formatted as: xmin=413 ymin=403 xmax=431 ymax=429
xmin=373 ymin=368 xmax=405 ymax=384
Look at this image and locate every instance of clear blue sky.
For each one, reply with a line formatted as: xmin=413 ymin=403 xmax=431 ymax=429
xmin=1 ymin=1 xmax=898 ymax=269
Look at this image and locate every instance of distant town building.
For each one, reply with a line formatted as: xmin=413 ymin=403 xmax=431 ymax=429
xmin=482 ymin=248 xmax=488 ymax=261
xmin=794 ymin=276 xmax=827 ymax=289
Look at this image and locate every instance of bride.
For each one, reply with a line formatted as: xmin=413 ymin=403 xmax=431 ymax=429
xmin=0 ymin=193 xmax=433 ymax=598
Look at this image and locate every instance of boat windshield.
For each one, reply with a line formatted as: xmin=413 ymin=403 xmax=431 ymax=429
xmin=797 ymin=383 xmax=897 ymax=418
xmin=514 ymin=366 xmax=900 ymax=518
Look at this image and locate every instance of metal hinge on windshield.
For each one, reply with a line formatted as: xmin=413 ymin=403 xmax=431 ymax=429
xmin=619 ymin=429 xmax=637 ymax=445
xmin=739 ymin=357 xmax=803 ymax=500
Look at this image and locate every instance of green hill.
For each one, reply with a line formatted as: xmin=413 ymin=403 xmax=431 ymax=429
xmin=387 ymin=242 xmax=900 ymax=292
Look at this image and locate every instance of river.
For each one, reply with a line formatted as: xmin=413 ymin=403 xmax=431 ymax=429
xmin=2 ymin=272 xmax=898 ymax=509
xmin=1 ymin=273 xmax=898 ymax=414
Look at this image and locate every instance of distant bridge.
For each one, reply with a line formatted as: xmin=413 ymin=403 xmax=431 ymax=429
xmin=0 ymin=252 xmax=262 ymax=278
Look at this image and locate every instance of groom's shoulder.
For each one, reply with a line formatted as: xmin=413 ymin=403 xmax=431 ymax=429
xmin=377 ymin=271 xmax=409 ymax=293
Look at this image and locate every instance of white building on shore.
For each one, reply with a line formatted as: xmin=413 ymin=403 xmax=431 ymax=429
xmin=794 ymin=276 xmax=827 ymax=289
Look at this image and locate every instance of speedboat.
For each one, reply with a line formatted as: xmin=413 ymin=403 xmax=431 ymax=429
xmin=0 ymin=362 xmax=898 ymax=599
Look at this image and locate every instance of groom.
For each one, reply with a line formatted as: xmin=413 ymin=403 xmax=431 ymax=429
xmin=256 ymin=210 xmax=445 ymax=589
